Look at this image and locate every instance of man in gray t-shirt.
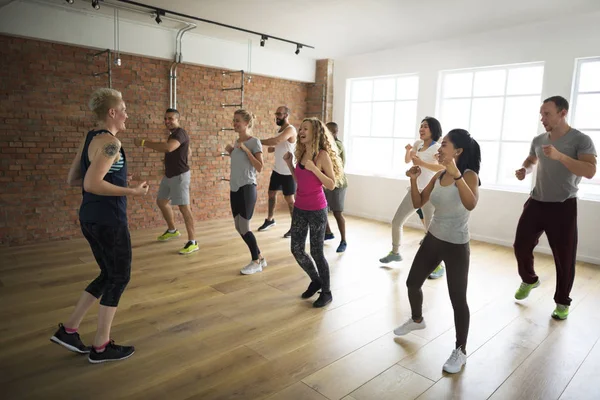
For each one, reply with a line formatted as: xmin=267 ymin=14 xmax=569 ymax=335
xmin=513 ymin=96 xmax=597 ymax=320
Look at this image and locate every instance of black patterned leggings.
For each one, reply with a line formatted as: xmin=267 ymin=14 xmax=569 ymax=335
xmin=290 ymin=207 xmax=330 ymax=292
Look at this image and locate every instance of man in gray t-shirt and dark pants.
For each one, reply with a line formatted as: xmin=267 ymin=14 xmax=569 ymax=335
xmin=513 ymin=96 xmax=597 ymax=320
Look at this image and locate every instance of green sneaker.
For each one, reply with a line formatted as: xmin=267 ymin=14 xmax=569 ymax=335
xmin=551 ymin=304 xmax=569 ymax=320
xmin=157 ymin=230 xmax=181 ymax=241
xmin=428 ymin=263 xmax=445 ymax=279
xmin=514 ymin=279 xmax=540 ymax=300
xmin=179 ymin=241 xmax=199 ymax=255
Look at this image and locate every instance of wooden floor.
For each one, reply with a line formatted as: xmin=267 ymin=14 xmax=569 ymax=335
xmin=1 ymin=213 xmax=600 ymax=400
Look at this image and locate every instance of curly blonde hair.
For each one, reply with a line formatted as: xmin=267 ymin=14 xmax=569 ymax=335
xmin=295 ymin=117 xmax=345 ymax=187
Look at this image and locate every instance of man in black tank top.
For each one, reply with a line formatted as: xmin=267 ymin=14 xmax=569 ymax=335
xmin=134 ymin=108 xmax=198 ymax=255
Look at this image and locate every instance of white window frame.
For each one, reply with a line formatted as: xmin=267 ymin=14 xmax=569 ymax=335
xmin=344 ymin=73 xmax=420 ymax=179
xmin=436 ymin=62 xmax=545 ymax=193
xmin=570 ymin=56 xmax=600 ymax=202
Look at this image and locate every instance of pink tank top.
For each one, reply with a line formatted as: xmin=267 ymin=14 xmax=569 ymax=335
xmin=294 ymin=161 xmax=327 ymax=211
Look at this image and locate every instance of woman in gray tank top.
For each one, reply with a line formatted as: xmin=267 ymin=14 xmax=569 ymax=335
xmin=393 ymin=129 xmax=481 ymax=375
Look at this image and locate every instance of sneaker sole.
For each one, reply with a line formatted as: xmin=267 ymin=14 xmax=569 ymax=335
xmin=393 ymin=325 xmax=426 ymax=336
xmin=158 ymin=235 xmax=181 ymax=242
xmin=258 ymin=224 xmax=276 ymax=232
xmin=88 ymin=350 xmax=135 ymax=364
xmin=179 ymin=247 xmax=199 ymax=255
xmin=443 ymin=362 xmax=466 ymax=374
xmin=551 ymin=313 xmax=568 ymax=320
xmin=50 ymin=336 xmax=89 ymax=354
xmin=240 ymin=267 xmax=263 ymax=275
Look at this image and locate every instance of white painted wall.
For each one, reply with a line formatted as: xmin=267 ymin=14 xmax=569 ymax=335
xmin=0 ymin=0 xmax=316 ymax=83
xmin=334 ymin=11 xmax=600 ymax=264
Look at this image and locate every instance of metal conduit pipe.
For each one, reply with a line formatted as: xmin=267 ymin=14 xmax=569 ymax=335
xmin=171 ymin=23 xmax=196 ymax=109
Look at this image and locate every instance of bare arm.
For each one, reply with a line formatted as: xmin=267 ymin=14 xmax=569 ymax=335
xmin=454 ymin=171 xmax=479 ymax=211
xmin=268 ymin=147 xmax=275 ymax=153
xmin=404 ymin=143 xmax=417 ymax=164
xmin=83 ymin=138 xmax=137 ymax=196
xmin=522 ymin=154 xmax=538 ymax=173
xmin=409 ymin=169 xmax=442 ymax=208
xmin=67 ymin=136 xmax=86 ymax=186
xmin=558 ymin=153 xmax=597 ymax=179
xmin=310 ymin=151 xmax=336 ymax=190
xmin=261 ymin=126 xmax=295 ymax=146
xmin=412 ymin=155 xmax=445 ymax=172
xmin=139 ymin=138 xmax=181 ymax=153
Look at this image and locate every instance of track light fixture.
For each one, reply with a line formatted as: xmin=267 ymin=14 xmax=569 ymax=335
xmin=295 ymin=44 xmax=302 ymax=55
xmin=260 ymin=35 xmax=268 ymax=47
xmin=65 ymin=0 xmax=74 ymax=4
xmin=91 ymin=0 xmax=99 ymax=10
xmin=155 ymin=14 xmax=162 ymax=24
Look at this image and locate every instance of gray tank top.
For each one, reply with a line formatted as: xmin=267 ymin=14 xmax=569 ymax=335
xmin=428 ymin=171 xmax=472 ymax=244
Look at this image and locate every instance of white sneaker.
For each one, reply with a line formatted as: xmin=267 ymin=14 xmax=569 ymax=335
xmin=260 ymin=258 xmax=267 ymax=269
xmin=443 ymin=348 xmax=467 ymax=374
xmin=393 ymin=318 xmax=426 ymax=336
xmin=240 ymin=261 xmax=262 ymax=275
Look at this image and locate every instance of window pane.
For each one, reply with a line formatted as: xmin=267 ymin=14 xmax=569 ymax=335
xmin=502 ymin=96 xmax=541 ymax=142
xmin=350 ymin=138 xmax=393 ymax=175
xmin=394 ymin=101 xmax=418 ymax=138
xmin=350 ymin=103 xmax=372 ymax=137
xmin=371 ymin=102 xmax=395 ymax=137
xmin=579 ymin=183 xmax=600 ymax=198
xmin=393 ymin=139 xmax=412 ymax=174
xmin=443 ymin=72 xmax=473 ymax=98
xmin=478 ymin=141 xmax=500 ymax=186
xmin=506 ymin=66 xmax=544 ymax=95
xmin=497 ymin=142 xmax=532 ymax=187
xmin=470 ymin=97 xmax=504 ymax=140
xmin=578 ymin=61 xmax=600 ymax=92
xmin=581 ymin=131 xmax=600 ymax=183
xmin=574 ymin=94 xmax=600 ymax=129
xmin=397 ymin=76 xmax=419 ymax=100
xmin=373 ymin=78 xmax=396 ymax=101
xmin=351 ymin=80 xmax=373 ymax=102
xmin=441 ymin=99 xmax=471 ymax=132
xmin=473 ymin=69 xmax=507 ymax=97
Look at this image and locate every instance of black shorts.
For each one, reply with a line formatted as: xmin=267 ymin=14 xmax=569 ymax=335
xmin=230 ymin=184 xmax=257 ymax=220
xmin=268 ymin=171 xmax=296 ymax=196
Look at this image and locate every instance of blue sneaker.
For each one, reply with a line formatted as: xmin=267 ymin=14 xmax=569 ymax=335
xmin=336 ymin=241 xmax=347 ymax=253
xmin=324 ymin=233 xmax=335 ymax=241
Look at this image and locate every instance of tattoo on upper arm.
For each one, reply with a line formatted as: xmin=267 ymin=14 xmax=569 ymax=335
xmin=102 ymin=142 xmax=119 ymax=158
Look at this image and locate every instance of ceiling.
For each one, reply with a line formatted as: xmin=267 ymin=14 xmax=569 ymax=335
xmin=34 ymin=0 xmax=600 ymax=59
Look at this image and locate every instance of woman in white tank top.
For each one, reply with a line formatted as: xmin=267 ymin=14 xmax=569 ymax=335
xmin=393 ymin=129 xmax=481 ymax=375
xmin=379 ymin=117 xmax=445 ymax=274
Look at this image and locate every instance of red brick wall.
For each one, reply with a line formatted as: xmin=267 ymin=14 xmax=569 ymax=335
xmin=0 ymin=35 xmax=311 ymax=246
xmin=306 ymin=59 xmax=334 ymax=123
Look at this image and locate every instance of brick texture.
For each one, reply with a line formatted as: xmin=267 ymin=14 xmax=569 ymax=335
xmin=306 ymin=59 xmax=334 ymax=123
xmin=0 ymin=35 xmax=319 ymax=246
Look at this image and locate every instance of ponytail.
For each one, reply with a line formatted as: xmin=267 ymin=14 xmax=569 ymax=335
xmin=447 ymin=129 xmax=481 ymax=186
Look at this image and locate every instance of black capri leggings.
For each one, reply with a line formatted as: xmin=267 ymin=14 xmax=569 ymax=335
xmin=81 ymin=222 xmax=132 ymax=307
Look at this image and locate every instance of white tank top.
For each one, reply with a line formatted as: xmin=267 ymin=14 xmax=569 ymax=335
xmin=273 ymin=125 xmax=296 ymax=175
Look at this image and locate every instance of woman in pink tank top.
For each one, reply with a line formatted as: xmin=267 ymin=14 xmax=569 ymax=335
xmin=283 ymin=118 xmax=344 ymax=308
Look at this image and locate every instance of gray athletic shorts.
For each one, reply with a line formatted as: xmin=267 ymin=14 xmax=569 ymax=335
xmin=324 ymin=186 xmax=347 ymax=212
xmin=157 ymin=170 xmax=190 ymax=206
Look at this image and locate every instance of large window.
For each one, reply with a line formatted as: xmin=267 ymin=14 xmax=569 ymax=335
xmin=571 ymin=57 xmax=600 ymax=200
xmin=438 ymin=63 xmax=545 ymax=190
xmin=345 ymin=75 xmax=419 ymax=177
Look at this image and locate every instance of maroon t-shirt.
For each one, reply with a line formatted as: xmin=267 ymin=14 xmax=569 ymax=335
xmin=165 ymin=128 xmax=190 ymax=178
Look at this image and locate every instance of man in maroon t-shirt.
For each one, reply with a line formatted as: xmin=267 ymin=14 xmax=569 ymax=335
xmin=134 ymin=109 xmax=197 ymax=255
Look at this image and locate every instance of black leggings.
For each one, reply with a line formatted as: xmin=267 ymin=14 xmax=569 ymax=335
xmin=230 ymin=184 xmax=260 ymax=260
xmin=407 ymin=232 xmax=470 ymax=351
xmin=291 ymin=207 xmax=330 ymax=292
xmin=81 ymin=222 xmax=132 ymax=307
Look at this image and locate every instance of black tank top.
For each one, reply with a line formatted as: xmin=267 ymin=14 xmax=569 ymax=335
xmin=78 ymin=130 xmax=128 ymax=226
